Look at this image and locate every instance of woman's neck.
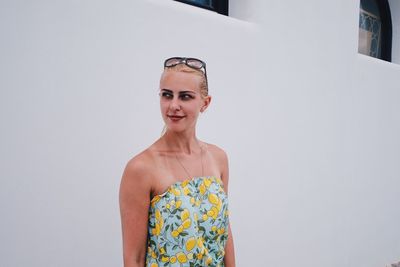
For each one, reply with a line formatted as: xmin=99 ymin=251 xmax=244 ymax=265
xmin=162 ymin=130 xmax=201 ymax=155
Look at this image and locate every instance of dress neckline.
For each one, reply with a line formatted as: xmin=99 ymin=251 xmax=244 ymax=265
xmin=150 ymin=175 xmax=220 ymax=203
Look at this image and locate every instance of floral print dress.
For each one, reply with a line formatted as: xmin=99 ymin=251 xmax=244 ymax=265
xmin=146 ymin=176 xmax=229 ymax=267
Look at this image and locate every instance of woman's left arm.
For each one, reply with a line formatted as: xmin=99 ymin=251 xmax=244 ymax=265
xmin=224 ymin=223 xmax=236 ymax=267
xmin=219 ymin=148 xmax=236 ymax=267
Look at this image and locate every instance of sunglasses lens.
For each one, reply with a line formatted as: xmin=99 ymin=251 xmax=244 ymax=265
xmin=164 ymin=58 xmax=206 ymax=76
xmin=186 ymin=59 xmax=204 ymax=69
xmin=165 ymin=57 xmax=182 ymax=67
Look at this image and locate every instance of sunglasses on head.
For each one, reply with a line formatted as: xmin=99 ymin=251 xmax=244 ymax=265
xmin=164 ymin=57 xmax=208 ymax=88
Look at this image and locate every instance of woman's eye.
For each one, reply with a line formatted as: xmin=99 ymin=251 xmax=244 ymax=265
xmin=161 ymin=92 xmax=173 ymax=98
xmin=180 ymin=94 xmax=194 ymax=100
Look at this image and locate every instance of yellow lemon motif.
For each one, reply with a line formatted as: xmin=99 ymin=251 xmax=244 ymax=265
xmin=182 ymin=218 xmax=191 ymax=229
xmin=212 ymin=207 xmax=219 ymax=219
xmin=207 ymin=210 xmax=214 ymax=217
xmin=171 ymin=230 xmax=179 ymax=238
xmin=173 ymin=188 xmax=181 ymax=196
xmin=170 ymin=256 xmax=177 ymax=263
xmin=197 ymin=237 xmax=204 ymax=248
xmin=152 ymin=223 xmax=160 ymax=236
xmin=206 ymin=256 xmax=213 ymax=265
xmin=199 ymin=183 xmax=206 ymax=195
xmin=160 ymin=247 xmax=165 ymax=254
xmin=183 ymin=187 xmax=191 ymax=195
xmin=208 ymin=193 xmax=219 ymax=205
xmin=155 ymin=209 xmax=161 ymax=221
xmin=181 ymin=209 xmax=190 ymax=221
xmin=211 ymin=206 xmax=219 ymax=214
xmin=182 ymin=180 xmax=189 ymax=187
xmin=185 ymin=237 xmax=196 ymax=251
xmin=176 ymin=252 xmax=187 ymax=263
xmin=217 ymin=227 xmax=225 ymax=235
xmin=148 ymin=177 xmax=229 ymax=266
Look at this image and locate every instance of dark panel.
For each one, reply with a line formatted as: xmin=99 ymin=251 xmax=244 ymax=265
xmin=174 ymin=0 xmax=228 ymax=16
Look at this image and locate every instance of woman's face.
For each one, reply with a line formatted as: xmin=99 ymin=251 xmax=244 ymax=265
xmin=159 ymin=70 xmax=210 ymax=133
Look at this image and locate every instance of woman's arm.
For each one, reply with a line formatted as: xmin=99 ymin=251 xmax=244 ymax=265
xmin=224 ymin=223 xmax=236 ymax=267
xmin=218 ymin=148 xmax=236 ymax=267
xmin=119 ymin=157 xmax=152 ymax=267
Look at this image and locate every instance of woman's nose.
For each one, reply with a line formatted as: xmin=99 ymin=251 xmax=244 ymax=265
xmin=170 ymin=98 xmax=181 ymax=111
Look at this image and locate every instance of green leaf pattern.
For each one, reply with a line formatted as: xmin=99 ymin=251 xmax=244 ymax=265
xmin=145 ymin=176 xmax=229 ymax=267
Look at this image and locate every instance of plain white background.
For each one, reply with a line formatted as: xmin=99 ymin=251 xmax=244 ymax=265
xmin=0 ymin=0 xmax=399 ymax=266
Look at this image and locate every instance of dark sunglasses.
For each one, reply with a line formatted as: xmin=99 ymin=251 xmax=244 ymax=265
xmin=164 ymin=57 xmax=208 ymax=89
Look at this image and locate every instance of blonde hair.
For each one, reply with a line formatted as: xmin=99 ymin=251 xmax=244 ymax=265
xmin=162 ymin=64 xmax=208 ymax=98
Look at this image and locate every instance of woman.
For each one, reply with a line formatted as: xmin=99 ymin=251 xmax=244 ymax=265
xmin=119 ymin=57 xmax=235 ymax=267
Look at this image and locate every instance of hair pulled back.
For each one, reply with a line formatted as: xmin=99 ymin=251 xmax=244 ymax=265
xmin=162 ymin=64 xmax=208 ymax=98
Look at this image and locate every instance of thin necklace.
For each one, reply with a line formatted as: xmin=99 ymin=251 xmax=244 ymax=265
xmin=174 ymin=141 xmax=204 ymax=179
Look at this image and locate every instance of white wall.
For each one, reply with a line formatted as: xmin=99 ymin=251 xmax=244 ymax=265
xmin=1 ymin=0 xmax=399 ymax=266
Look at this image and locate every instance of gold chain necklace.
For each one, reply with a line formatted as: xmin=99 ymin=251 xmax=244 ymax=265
xmin=174 ymin=141 xmax=204 ymax=179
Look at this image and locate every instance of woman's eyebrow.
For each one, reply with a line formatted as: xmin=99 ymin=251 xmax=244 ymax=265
xmin=179 ymin=91 xmax=196 ymax=94
xmin=160 ymin=89 xmax=197 ymax=94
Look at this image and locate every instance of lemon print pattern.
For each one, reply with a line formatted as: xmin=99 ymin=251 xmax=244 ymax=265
xmin=145 ymin=176 xmax=229 ymax=267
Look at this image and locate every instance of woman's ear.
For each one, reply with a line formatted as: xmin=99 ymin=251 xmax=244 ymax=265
xmin=201 ymin=95 xmax=212 ymax=113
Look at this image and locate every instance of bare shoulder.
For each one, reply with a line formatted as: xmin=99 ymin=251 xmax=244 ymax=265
xmin=203 ymin=142 xmax=229 ymax=165
xmin=120 ymin=148 xmax=156 ymax=191
xmin=124 ymin=150 xmax=150 ymax=176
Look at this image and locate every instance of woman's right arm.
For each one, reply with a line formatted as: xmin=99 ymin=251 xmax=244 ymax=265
xmin=119 ymin=158 xmax=152 ymax=267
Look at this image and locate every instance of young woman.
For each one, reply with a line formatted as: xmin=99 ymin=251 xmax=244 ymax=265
xmin=119 ymin=57 xmax=235 ymax=267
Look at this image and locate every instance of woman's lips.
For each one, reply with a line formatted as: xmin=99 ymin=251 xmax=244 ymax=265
xmin=167 ymin=115 xmax=185 ymax=121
